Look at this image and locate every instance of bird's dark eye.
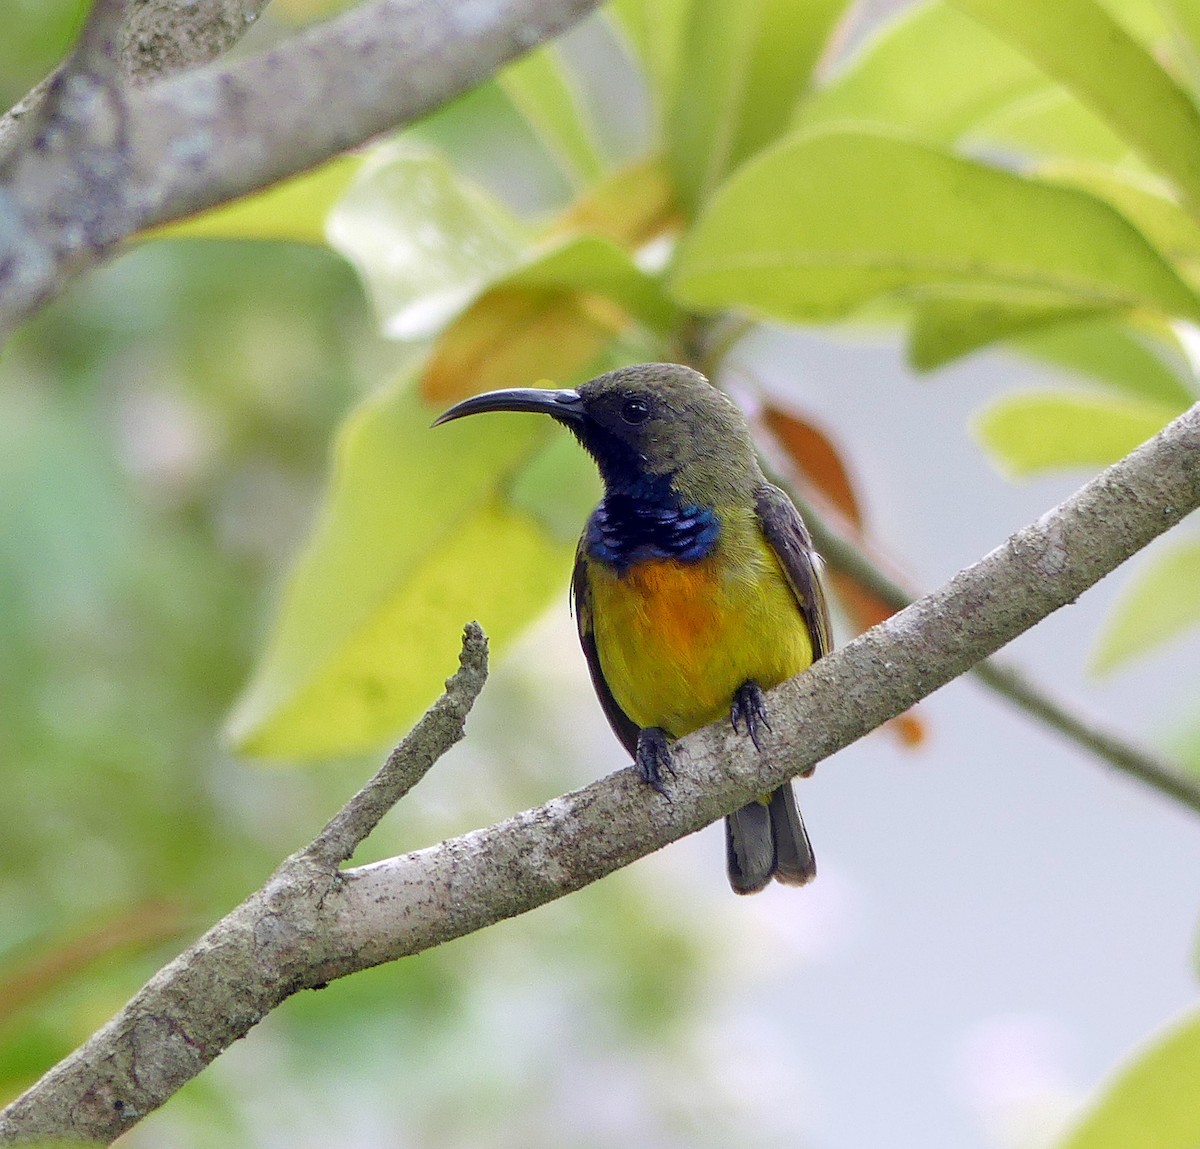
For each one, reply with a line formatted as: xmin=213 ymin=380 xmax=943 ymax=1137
xmin=620 ymin=398 xmax=651 ymax=425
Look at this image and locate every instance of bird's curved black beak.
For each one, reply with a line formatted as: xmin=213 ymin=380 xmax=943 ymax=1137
xmin=433 ymin=387 xmax=585 ymax=428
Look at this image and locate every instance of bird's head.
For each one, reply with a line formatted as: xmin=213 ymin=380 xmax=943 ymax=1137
xmin=435 ymin=363 xmax=762 ymax=503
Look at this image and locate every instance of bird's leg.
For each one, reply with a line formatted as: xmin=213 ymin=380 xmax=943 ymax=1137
xmin=731 ymin=681 xmax=771 ymax=752
xmin=635 ymin=726 xmax=674 ymax=796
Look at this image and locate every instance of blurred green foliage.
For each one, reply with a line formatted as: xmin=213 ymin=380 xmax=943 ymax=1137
xmin=7 ymin=0 xmax=1200 ymax=1145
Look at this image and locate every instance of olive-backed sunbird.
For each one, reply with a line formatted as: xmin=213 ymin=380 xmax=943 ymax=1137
xmin=436 ymin=363 xmax=832 ymax=894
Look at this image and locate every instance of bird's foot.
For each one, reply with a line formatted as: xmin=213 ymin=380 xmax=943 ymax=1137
xmin=731 ymin=681 xmax=771 ymax=752
xmin=636 ymin=727 xmax=674 ymax=796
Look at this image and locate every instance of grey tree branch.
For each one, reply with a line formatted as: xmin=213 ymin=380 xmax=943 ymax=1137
xmin=2 ymin=403 xmax=1199 ymax=1145
xmin=784 ymin=480 xmax=1200 ymax=815
xmin=0 ymin=0 xmax=606 ymax=340
xmin=0 ymin=0 xmax=272 ymax=157
xmin=304 ymin=622 xmax=490 ymax=868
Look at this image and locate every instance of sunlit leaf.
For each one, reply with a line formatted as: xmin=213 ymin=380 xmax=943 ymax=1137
xmin=1161 ymin=0 xmax=1200 ymax=90
xmin=1090 ymin=540 xmax=1200 ymax=674
xmin=325 ymin=146 xmax=531 ymax=339
xmin=667 ymin=0 xmax=851 ymax=211
xmin=1012 ymin=317 xmax=1196 ymax=406
xmin=796 ymin=1 xmax=1047 ymax=143
xmin=1057 ymin=1007 xmax=1200 ymax=1149
xmin=498 ymin=45 xmax=606 ymax=188
xmin=227 ymin=382 xmax=571 ymax=759
xmin=671 ymin=128 xmax=1200 ymax=324
xmin=951 ymin=0 xmax=1200 ymax=216
xmin=140 ymin=155 xmax=364 ymax=246
xmin=973 ymin=390 xmax=1183 ymax=477
xmin=966 ymin=87 xmax=1132 ymax=166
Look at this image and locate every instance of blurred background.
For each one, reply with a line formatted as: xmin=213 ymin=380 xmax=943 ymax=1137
xmin=3 ymin=1 xmax=1200 ymax=1147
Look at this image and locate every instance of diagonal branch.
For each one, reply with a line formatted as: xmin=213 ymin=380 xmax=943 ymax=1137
xmin=0 ymin=0 xmax=607 ymax=340
xmin=2 ymin=406 xmax=1199 ymax=1146
xmin=786 ymin=481 xmax=1200 ymax=815
xmin=0 ymin=0 xmax=272 ymax=158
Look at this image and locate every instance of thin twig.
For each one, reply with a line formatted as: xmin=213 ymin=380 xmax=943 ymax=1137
xmin=0 ymin=623 xmax=489 ymax=1145
xmin=304 ymin=621 xmax=489 ymax=867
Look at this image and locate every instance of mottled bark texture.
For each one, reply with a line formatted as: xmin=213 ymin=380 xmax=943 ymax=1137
xmin=3 ymin=406 xmax=1199 ymax=1145
xmin=0 ymin=0 xmax=607 ymax=339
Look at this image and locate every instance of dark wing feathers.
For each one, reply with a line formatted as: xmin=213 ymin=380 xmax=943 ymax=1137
xmin=754 ymin=483 xmax=833 ymax=662
xmin=572 ymin=539 xmax=640 ymax=758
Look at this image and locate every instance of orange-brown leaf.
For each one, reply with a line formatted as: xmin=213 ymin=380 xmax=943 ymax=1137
xmin=763 ymin=405 xmax=862 ymax=528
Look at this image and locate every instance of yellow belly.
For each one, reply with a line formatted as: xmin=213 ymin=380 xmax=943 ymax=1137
xmin=587 ymin=543 xmax=814 ymax=737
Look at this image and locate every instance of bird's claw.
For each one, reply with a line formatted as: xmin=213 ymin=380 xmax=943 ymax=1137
xmin=731 ymin=681 xmax=771 ymax=752
xmin=636 ymin=727 xmax=674 ymax=797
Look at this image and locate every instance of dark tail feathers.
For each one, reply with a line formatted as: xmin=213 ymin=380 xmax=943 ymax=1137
xmin=725 ymin=783 xmax=815 ymax=895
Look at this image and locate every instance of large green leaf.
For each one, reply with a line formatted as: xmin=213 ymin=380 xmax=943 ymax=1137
xmin=1012 ymin=317 xmax=1197 ymax=406
xmin=796 ymin=1 xmax=1048 ymax=143
xmin=498 ymin=45 xmax=606 ymax=189
xmin=140 ymin=154 xmax=364 ymax=245
xmin=1056 ymin=1007 xmax=1200 ymax=1148
xmin=227 ymin=382 xmax=573 ymax=759
xmin=325 ymin=146 xmax=531 ymax=339
xmin=670 ymin=128 xmax=1200 ymax=323
xmin=966 ymin=87 xmax=1132 ymax=166
xmin=1090 ymin=540 xmax=1200 ymax=673
xmin=667 ymin=0 xmax=850 ymax=211
xmin=909 ymin=298 xmax=1112 ymax=370
xmin=973 ymin=390 xmax=1184 ymax=477
xmin=1040 ymin=164 xmax=1200 ymax=287
xmin=951 ymin=0 xmax=1200 ymax=217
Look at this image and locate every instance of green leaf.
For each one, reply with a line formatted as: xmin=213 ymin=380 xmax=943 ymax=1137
xmin=667 ymin=0 xmax=851 ymax=211
xmin=227 ymin=382 xmax=573 ymax=759
xmin=140 ymin=155 xmax=364 ymax=246
xmin=1056 ymin=1007 xmax=1200 ymax=1148
xmin=1012 ymin=317 xmax=1196 ymax=406
xmin=909 ymin=298 xmax=1112 ymax=370
xmin=509 ymin=432 xmax=603 ymax=543
xmin=670 ymin=128 xmax=1200 ymax=323
xmin=498 ymin=45 xmax=606 ymax=189
xmin=506 ymin=234 xmax=677 ymax=330
xmin=325 ymin=146 xmax=531 ymax=339
xmin=1160 ymin=0 xmax=1200 ymax=92
xmin=951 ymin=0 xmax=1200 ymax=216
xmin=1090 ymin=540 xmax=1200 ymax=673
xmin=973 ymin=390 xmax=1184 ymax=477
xmin=796 ymin=1 xmax=1047 ymax=142
xmin=1040 ymin=164 xmax=1200 ymax=287
xmin=967 ymin=87 xmax=1132 ymax=166
xmin=607 ymin=0 xmax=692 ymax=118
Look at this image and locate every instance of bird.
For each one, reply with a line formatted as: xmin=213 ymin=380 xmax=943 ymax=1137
xmin=435 ymin=362 xmax=832 ymax=893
